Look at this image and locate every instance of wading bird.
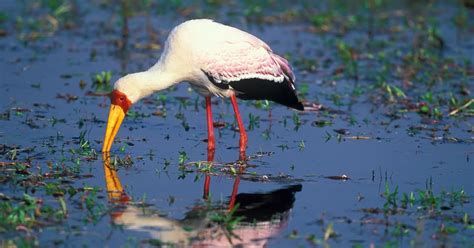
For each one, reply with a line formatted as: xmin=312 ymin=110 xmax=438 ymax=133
xmin=102 ymin=19 xmax=304 ymax=154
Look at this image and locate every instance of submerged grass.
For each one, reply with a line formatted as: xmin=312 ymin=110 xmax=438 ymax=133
xmin=357 ymin=183 xmax=472 ymax=245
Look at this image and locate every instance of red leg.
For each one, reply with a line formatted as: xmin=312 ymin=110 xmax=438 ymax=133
xmin=203 ymin=175 xmax=211 ymax=200
xmin=206 ymin=96 xmax=215 ymax=151
xmin=228 ymin=176 xmax=241 ymax=211
xmin=230 ymin=94 xmax=247 ymax=156
xmin=203 ymin=146 xmax=215 ymax=200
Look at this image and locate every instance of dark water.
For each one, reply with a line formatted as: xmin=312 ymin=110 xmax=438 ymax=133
xmin=0 ymin=0 xmax=473 ymax=247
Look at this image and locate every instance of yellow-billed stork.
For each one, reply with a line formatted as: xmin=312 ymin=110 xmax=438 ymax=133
xmin=103 ymin=19 xmax=304 ymax=154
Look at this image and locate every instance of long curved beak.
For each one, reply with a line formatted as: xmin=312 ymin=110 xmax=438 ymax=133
xmin=102 ymin=104 xmax=126 ymax=152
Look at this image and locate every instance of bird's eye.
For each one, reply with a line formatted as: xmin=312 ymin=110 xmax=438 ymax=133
xmin=119 ymin=96 xmax=125 ymax=101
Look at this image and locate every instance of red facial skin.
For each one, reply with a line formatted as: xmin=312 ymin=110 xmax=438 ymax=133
xmin=110 ymin=90 xmax=132 ymax=113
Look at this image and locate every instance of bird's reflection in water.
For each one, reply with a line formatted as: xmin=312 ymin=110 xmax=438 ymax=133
xmin=102 ymin=152 xmax=302 ymax=247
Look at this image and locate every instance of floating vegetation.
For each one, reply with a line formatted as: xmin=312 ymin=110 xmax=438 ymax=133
xmin=91 ymin=71 xmax=113 ymax=93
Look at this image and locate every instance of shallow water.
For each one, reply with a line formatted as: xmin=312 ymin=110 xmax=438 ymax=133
xmin=0 ymin=0 xmax=473 ymax=247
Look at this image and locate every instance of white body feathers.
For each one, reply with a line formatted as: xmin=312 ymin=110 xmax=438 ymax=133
xmin=114 ymin=19 xmax=296 ymax=103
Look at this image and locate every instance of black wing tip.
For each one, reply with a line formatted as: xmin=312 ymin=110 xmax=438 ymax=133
xmin=289 ymin=102 xmax=305 ymax=111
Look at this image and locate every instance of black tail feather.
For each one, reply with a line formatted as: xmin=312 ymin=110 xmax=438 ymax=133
xmin=228 ymin=78 xmax=304 ymax=111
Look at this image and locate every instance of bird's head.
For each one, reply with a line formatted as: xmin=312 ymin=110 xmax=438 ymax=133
xmin=102 ymin=70 xmax=176 ymax=152
xmin=102 ymin=75 xmax=141 ymax=152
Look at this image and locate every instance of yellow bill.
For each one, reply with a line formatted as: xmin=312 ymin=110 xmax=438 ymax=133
xmin=102 ymin=104 xmax=126 ymax=152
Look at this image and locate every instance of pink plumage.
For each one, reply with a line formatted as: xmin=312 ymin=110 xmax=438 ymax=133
xmin=160 ymin=19 xmax=303 ymax=110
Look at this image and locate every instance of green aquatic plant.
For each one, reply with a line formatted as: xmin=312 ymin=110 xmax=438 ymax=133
xmin=380 ymin=182 xmax=469 ymax=215
xmin=336 ymin=41 xmax=358 ymax=80
xmin=292 ymin=112 xmax=301 ymax=130
xmin=92 ymin=71 xmax=112 ymax=87
xmin=81 ymin=187 xmax=107 ymax=223
xmin=247 ymin=113 xmax=260 ymax=130
xmin=209 ymin=204 xmax=244 ymax=243
xmin=69 ymin=131 xmax=97 ymax=159
xmin=0 ymin=194 xmax=38 ymax=230
xmin=254 ymin=100 xmax=271 ymax=110
xmin=0 ymin=11 xmax=7 ymax=25
xmin=90 ymin=70 xmax=113 ymax=94
xmin=127 ymin=110 xmax=151 ymax=120
xmin=383 ymin=183 xmax=399 ymax=213
xmin=298 ymin=140 xmax=305 ymax=151
xmin=310 ymin=12 xmax=333 ymax=31
xmin=178 ymin=150 xmax=188 ymax=165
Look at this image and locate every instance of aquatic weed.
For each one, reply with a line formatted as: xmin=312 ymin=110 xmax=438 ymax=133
xmin=209 ymin=204 xmax=244 ymax=243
